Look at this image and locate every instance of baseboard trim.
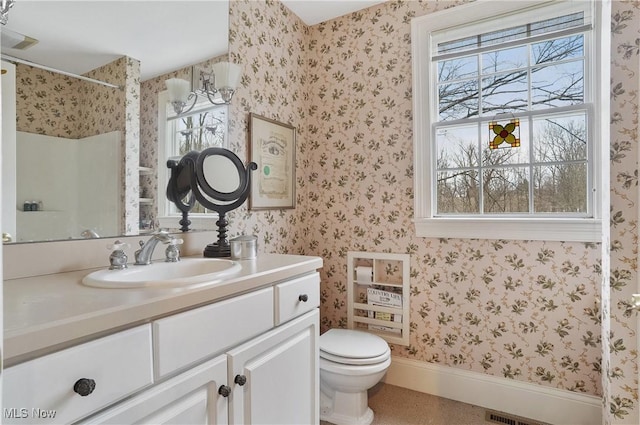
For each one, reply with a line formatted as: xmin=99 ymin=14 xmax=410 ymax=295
xmin=382 ymin=356 xmax=602 ymax=425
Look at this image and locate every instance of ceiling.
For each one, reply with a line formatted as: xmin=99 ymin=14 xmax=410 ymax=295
xmin=1 ymin=0 xmax=385 ymax=82
xmin=282 ymin=0 xmax=387 ymax=26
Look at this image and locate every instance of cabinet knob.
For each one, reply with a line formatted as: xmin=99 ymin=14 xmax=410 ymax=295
xmin=73 ymin=378 xmax=96 ymax=397
xmin=234 ymin=374 xmax=247 ymax=386
xmin=218 ymin=385 xmax=231 ymax=397
xmin=298 ymin=294 xmax=308 ymax=302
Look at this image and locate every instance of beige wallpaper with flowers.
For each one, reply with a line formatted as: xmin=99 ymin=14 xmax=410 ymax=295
xmin=139 ymin=0 xmax=310 ymax=249
xmin=306 ymin=0 xmax=604 ymax=394
xmin=608 ymin=2 xmax=639 ymax=423
xmin=15 ymin=57 xmax=127 ymax=138
xmin=225 ymin=1 xmax=640 ymax=424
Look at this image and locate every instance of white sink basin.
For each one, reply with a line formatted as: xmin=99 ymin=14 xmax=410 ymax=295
xmin=82 ymin=258 xmax=242 ymax=288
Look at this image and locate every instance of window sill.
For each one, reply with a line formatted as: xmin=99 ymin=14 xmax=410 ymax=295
xmin=414 ymin=217 xmax=601 ymax=243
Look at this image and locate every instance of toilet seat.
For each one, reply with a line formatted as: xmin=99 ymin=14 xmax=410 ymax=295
xmin=320 ymin=329 xmax=390 ymax=366
xmin=320 ymin=350 xmax=390 ymax=365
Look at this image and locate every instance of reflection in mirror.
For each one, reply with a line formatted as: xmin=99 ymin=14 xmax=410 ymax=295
xmin=16 ymin=130 xmax=122 ymax=242
xmin=201 ymin=155 xmax=242 ymax=196
xmin=2 ymin=57 xmax=133 ymax=243
xmin=155 ymin=92 xmax=230 ymax=230
xmin=166 ymin=152 xmax=197 ymax=232
xmin=2 ymin=1 xmax=230 ymax=244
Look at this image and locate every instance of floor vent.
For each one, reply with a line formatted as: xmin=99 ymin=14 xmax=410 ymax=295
xmin=485 ymin=410 xmax=549 ymax=425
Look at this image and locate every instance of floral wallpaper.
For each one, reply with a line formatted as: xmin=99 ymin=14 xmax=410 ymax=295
xmin=121 ymin=57 xmax=141 ymax=235
xmin=306 ymin=0 xmax=605 ymax=394
xmin=13 ymin=56 xmax=140 ymax=236
xmin=226 ymin=0 xmax=640 ymax=423
xmin=16 ymin=57 xmax=127 ymax=138
xmin=608 ymin=2 xmax=639 ymax=423
xmin=226 ymin=0 xmax=308 ymax=251
xmin=15 ymin=64 xmax=82 ymax=138
xmin=140 ymin=0 xmax=309 ymax=248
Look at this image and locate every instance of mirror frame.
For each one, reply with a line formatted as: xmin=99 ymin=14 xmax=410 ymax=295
xmin=195 ymin=147 xmax=247 ymax=201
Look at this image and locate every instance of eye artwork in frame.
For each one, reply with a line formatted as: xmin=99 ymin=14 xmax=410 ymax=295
xmin=248 ymin=113 xmax=296 ymax=210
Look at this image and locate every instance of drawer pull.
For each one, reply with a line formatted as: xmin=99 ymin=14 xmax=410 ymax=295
xmin=234 ymin=374 xmax=247 ymax=386
xmin=298 ymin=294 xmax=308 ymax=302
xmin=218 ymin=385 xmax=231 ymax=397
xmin=73 ymin=378 xmax=96 ymax=397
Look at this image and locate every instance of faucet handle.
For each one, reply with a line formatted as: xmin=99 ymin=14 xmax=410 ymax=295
xmin=108 ymin=240 xmax=129 ymax=270
xmin=165 ymin=237 xmax=183 ymax=262
xmin=108 ymin=240 xmax=129 ymax=251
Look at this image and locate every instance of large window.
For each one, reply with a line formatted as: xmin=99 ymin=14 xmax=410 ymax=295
xmin=411 ymin=1 xmax=609 ymax=241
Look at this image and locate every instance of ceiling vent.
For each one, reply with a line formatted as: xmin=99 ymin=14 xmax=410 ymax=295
xmin=1 ymin=27 xmax=38 ymax=50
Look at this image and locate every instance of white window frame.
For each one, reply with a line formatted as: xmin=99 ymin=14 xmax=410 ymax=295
xmin=411 ymin=0 xmax=609 ymax=242
xmin=157 ymin=90 xmax=229 ymax=230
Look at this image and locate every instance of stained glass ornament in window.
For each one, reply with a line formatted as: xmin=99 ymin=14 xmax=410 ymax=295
xmin=489 ymin=118 xmax=520 ymax=149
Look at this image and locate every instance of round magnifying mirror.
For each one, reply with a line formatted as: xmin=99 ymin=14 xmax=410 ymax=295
xmin=202 ymin=155 xmax=240 ymax=193
xmin=196 ymin=148 xmax=248 ymax=201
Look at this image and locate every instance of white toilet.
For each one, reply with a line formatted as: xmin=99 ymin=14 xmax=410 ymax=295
xmin=319 ymin=329 xmax=391 ymax=425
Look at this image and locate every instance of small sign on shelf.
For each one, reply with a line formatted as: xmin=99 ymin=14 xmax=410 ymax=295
xmin=367 ymin=288 xmax=402 ymax=334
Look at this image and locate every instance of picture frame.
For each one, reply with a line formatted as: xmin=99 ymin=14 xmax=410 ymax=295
xmin=248 ymin=113 xmax=296 ymax=210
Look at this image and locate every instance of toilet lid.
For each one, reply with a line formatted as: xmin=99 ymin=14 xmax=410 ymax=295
xmin=320 ymin=350 xmax=390 ymax=366
xmin=320 ymin=329 xmax=390 ymax=364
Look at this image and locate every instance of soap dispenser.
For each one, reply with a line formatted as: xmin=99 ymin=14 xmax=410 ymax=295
xmin=108 ymin=240 xmax=129 ymax=270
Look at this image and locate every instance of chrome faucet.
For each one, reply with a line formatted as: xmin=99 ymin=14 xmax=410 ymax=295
xmin=81 ymin=229 xmax=100 ymax=239
xmin=134 ymin=231 xmax=176 ymax=265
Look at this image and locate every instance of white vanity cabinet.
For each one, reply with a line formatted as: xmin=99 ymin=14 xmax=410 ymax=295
xmin=78 ymin=271 xmax=320 ymax=425
xmin=84 ymin=310 xmax=319 ymax=425
xmin=3 ymin=326 xmax=154 ymax=424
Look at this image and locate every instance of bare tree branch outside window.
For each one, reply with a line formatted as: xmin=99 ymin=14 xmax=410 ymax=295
xmin=435 ymin=34 xmax=588 ymax=215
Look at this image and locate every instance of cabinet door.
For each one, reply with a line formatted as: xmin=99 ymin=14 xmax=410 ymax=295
xmin=227 ymin=309 xmax=319 ymax=425
xmin=82 ymin=355 xmax=229 ymax=425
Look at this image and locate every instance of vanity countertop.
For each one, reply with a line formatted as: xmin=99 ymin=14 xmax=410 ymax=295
xmin=4 ymin=253 xmax=322 ymax=366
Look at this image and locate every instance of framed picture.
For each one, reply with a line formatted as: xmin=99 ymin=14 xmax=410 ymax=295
xmin=249 ymin=113 xmax=296 ymax=210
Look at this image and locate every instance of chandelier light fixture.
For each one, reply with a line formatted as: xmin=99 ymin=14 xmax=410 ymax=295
xmin=166 ymin=62 xmax=241 ymax=115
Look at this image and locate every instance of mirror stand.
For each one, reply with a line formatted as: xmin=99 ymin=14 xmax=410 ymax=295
xmin=204 ymin=212 xmax=230 ymax=257
xmin=167 ymin=148 xmax=257 ymax=257
xmin=167 ymin=152 xmax=198 ymax=232
xmin=178 ymin=204 xmax=193 ymax=232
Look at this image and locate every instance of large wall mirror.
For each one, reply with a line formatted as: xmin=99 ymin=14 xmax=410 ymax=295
xmin=1 ymin=1 xmax=229 ymax=243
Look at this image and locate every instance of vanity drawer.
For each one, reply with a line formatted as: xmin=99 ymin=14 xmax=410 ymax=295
xmin=275 ymin=272 xmax=320 ymax=325
xmin=153 ymin=287 xmax=274 ymax=379
xmin=3 ymin=325 xmax=153 ymax=424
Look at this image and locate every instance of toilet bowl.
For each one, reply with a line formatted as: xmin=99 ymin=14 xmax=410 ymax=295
xmin=319 ymin=329 xmax=391 ymax=425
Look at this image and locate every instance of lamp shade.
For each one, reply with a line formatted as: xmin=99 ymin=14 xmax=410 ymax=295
xmin=165 ymin=78 xmax=191 ymax=103
xmin=212 ymin=62 xmax=241 ymax=90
